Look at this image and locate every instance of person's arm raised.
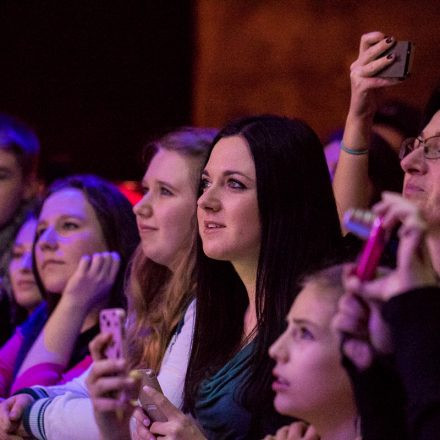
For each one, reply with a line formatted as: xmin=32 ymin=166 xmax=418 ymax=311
xmin=333 ymin=31 xmax=401 ymax=229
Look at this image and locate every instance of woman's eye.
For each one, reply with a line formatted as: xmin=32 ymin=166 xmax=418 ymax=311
xmin=200 ymin=178 xmax=211 ymax=192
xmin=62 ymin=222 xmax=79 ymax=231
xmin=160 ymin=187 xmax=173 ymax=196
xmin=141 ymin=186 xmax=149 ymax=195
xmin=11 ymin=250 xmax=23 ymax=259
xmin=293 ymin=327 xmax=314 ymax=341
xmin=228 ymin=179 xmax=245 ymax=190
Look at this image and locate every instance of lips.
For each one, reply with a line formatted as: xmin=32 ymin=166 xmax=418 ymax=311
xmin=41 ymin=259 xmax=65 ymax=270
xmin=403 ymin=182 xmax=424 ymax=197
xmin=202 ymin=220 xmax=225 ymax=232
xmin=272 ymin=369 xmax=290 ymax=392
xmin=137 ymin=223 xmax=158 ymax=233
xmin=15 ymin=279 xmax=36 ymax=289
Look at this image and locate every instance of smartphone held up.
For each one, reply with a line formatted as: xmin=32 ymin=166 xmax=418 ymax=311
xmin=99 ymin=308 xmax=126 ymax=360
xmin=344 ymin=209 xmax=388 ymax=281
xmin=374 ymin=40 xmax=414 ymax=80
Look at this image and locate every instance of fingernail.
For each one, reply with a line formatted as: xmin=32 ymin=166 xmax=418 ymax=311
xmin=386 ymin=53 xmax=394 ymax=59
xmin=386 ymin=37 xmax=393 ymax=44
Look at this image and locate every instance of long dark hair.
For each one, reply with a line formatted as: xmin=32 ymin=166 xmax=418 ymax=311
xmin=183 ymin=115 xmax=342 ymax=435
xmin=33 ymin=174 xmax=139 ymax=311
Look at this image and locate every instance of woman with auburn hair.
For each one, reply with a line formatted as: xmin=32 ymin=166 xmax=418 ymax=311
xmin=133 ymin=115 xmax=343 ymax=439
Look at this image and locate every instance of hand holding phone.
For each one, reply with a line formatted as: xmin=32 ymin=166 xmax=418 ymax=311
xmin=138 ymin=369 xmax=168 ymax=422
xmin=99 ymin=308 xmax=126 ymax=360
xmin=344 ymin=209 xmax=387 ymax=281
xmin=374 ymin=40 xmax=414 ymax=80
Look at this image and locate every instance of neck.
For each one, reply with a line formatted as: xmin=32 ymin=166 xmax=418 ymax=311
xmin=232 ymin=259 xmax=258 ymax=340
xmin=314 ymin=415 xmax=358 ymax=440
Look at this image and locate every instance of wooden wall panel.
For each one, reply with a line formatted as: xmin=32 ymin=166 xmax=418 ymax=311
xmin=194 ymin=0 xmax=440 ymax=139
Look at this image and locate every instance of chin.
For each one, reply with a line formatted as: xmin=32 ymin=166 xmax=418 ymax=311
xmin=41 ymin=279 xmax=67 ymax=294
xmin=273 ymin=394 xmax=295 ymax=417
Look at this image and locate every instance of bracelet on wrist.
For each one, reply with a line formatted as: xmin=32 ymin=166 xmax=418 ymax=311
xmin=340 ymin=142 xmax=369 ymax=156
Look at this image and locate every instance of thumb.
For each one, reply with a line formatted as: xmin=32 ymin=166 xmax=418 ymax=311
xmin=9 ymin=400 xmax=24 ymax=421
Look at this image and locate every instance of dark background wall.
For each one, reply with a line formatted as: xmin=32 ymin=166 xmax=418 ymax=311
xmin=194 ymin=0 xmax=440 ymax=141
xmin=2 ymin=1 xmax=440 ymax=184
xmin=0 ymin=0 xmax=193 ymax=182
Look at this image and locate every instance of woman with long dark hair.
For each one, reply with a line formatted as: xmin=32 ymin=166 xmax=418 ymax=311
xmin=136 ymin=115 xmax=342 ymax=439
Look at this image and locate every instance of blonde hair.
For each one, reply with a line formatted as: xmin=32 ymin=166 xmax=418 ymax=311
xmin=124 ymin=127 xmax=216 ymax=371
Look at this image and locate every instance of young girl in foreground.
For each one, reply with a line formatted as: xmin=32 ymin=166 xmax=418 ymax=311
xmin=269 ymin=265 xmax=359 ymax=440
xmin=134 ymin=115 xmax=342 ymax=439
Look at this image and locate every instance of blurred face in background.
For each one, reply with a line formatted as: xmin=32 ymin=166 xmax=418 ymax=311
xmin=35 ymin=188 xmax=108 ymax=293
xmin=0 ymin=149 xmax=32 ymax=228
xmin=9 ymin=217 xmax=42 ymax=312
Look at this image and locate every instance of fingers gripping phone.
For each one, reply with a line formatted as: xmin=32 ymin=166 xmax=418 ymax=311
xmin=375 ymin=40 xmax=414 ymax=79
xmin=344 ymin=209 xmax=387 ymax=281
xmin=99 ymin=308 xmax=126 ymax=359
xmin=138 ymin=369 xmax=168 ymax=422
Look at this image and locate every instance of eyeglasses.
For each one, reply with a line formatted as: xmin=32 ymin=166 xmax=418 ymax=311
xmin=399 ymin=135 xmax=440 ymax=160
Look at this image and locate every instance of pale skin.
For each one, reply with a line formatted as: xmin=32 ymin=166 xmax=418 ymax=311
xmin=88 ymin=149 xmax=208 ymax=440
xmin=269 ymin=285 xmax=358 ymax=440
xmin=333 ymin=31 xmax=401 ymax=229
xmin=130 ymin=136 xmax=262 ymax=439
xmin=333 ymin=192 xmax=437 ymax=370
xmin=0 ymin=189 xmax=120 ymax=438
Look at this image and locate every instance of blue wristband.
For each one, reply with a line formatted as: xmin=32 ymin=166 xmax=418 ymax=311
xmin=340 ymin=142 xmax=369 ymax=155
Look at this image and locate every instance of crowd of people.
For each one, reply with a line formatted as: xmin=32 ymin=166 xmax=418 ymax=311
xmin=0 ymin=30 xmax=438 ymax=440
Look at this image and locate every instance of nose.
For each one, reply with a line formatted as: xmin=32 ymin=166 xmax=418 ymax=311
xmin=269 ymin=331 xmax=288 ymax=363
xmin=133 ymin=194 xmax=153 ymax=218
xmin=38 ymin=227 xmax=58 ymax=251
xmin=20 ymin=252 xmax=33 ymax=272
xmin=197 ymin=187 xmax=221 ymax=212
xmin=400 ymin=146 xmax=428 ymax=175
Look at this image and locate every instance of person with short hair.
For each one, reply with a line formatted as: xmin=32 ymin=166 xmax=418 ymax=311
xmin=0 ymin=113 xmax=40 ymax=344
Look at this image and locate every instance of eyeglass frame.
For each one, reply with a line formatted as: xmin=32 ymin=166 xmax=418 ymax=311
xmin=399 ymin=134 xmax=440 ymax=160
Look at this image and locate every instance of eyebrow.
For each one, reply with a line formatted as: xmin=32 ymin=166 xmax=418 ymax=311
xmin=141 ymin=179 xmax=179 ymax=192
xmin=201 ymin=169 xmax=253 ymax=181
xmin=290 ymin=318 xmax=321 ymax=331
xmin=37 ymin=214 xmax=86 ymax=225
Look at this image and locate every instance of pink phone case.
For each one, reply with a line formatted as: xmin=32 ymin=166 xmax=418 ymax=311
xmin=99 ymin=308 xmax=126 ymax=360
xmin=355 ymin=216 xmax=386 ymax=281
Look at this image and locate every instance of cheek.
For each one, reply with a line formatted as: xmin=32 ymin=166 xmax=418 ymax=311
xmin=161 ymin=204 xmax=194 ymax=245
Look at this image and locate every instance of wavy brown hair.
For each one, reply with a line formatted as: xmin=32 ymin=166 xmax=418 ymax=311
xmin=124 ymin=127 xmax=216 ymax=371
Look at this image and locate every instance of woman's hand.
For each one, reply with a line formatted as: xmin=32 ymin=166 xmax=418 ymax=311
xmin=333 ymin=193 xmax=437 ymax=370
xmin=333 ymin=266 xmax=393 ymax=371
xmin=133 ymin=386 xmax=206 ymax=440
xmin=263 ymin=422 xmax=319 ymax=440
xmin=0 ymin=394 xmax=34 ymax=439
xmin=87 ymin=333 xmax=140 ymax=440
xmin=62 ymin=252 xmax=121 ymax=312
xmin=348 ymin=31 xmax=400 ymax=120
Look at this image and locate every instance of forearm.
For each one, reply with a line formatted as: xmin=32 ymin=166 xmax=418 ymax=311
xmin=333 ymin=112 xmax=374 ymax=227
xmin=17 ymin=299 xmax=87 ymax=375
